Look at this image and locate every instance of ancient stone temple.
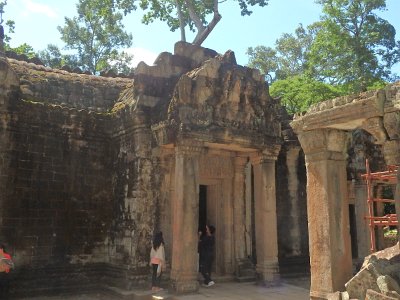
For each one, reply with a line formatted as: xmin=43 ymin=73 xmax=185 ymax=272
xmin=291 ymin=85 xmax=400 ymax=299
xmin=0 ymin=42 xmax=310 ymax=297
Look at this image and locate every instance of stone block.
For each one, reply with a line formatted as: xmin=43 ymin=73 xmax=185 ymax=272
xmin=345 ymin=264 xmax=380 ymax=300
xmin=327 ymin=291 xmax=342 ymax=300
xmin=365 ymin=289 xmax=400 ymax=300
xmin=377 ymin=275 xmax=400 ymax=296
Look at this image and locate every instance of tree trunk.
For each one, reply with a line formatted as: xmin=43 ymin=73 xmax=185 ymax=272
xmin=193 ymin=12 xmax=221 ymax=46
xmin=175 ymin=0 xmax=186 ymax=42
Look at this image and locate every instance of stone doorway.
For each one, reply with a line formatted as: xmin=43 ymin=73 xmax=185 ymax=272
xmin=198 ymin=183 xmax=219 ymax=274
xmin=198 ymin=179 xmax=225 ymax=276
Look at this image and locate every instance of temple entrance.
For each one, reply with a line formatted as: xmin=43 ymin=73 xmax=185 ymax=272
xmin=198 ymin=185 xmax=207 ymax=232
xmin=198 ymin=182 xmax=219 ymax=274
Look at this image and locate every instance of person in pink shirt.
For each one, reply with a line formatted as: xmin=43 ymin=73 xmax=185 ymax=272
xmin=150 ymin=232 xmax=165 ymax=292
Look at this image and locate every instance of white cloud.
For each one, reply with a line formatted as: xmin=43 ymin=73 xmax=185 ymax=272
xmin=21 ymin=0 xmax=58 ymax=19
xmin=125 ymin=47 xmax=159 ymax=67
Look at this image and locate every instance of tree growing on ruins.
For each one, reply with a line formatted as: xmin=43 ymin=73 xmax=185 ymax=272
xmin=115 ymin=0 xmax=269 ymax=46
xmin=54 ymin=0 xmax=133 ymax=74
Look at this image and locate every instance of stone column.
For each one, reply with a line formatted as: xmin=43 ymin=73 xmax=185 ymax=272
xmin=298 ymin=129 xmax=352 ymax=300
xmin=383 ymin=139 xmax=400 ymax=242
xmin=233 ymin=156 xmax=248 ymax=276
xmin=375 ymin=186 xmax=385 ymax=250
xmin=286 ymin=145 xmax=302 ymax=256
xmin=251 ymin=145 xmax=281 ymax=285
xmin=354 ymin=181 xmax=370 ymax=259
xmin=170 ymin=140 xmax=203 ymax=293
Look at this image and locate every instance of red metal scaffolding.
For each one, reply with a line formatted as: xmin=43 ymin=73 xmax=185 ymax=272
xmin=361 ymin=160 xmax=398 ymax=252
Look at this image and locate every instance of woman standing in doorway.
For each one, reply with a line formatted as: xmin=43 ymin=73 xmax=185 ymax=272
xmin=150 ymin=232 xmax=165 ymax=292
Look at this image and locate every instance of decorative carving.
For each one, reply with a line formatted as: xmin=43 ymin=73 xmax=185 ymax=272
xmin=250 ymin=144 xmax=281 ymax=164
xmin=298 ymin=129 xmax=348 ymax=160
xmin=199 ymin=155 xmax=233 ymax=178
xmin=175 ymin=139 xmax=204 ymax=156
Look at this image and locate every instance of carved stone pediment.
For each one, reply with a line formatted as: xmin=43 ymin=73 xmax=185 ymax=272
xmin=152 ymin=51 xmax=282 ymax=149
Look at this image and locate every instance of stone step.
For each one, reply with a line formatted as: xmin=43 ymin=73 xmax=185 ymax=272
xmin=104 ymin=285 xmax=174 ymax=300
xmin=235 ymin=275 xmax=256 ymax=283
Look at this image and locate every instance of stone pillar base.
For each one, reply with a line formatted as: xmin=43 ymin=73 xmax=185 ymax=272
xmin=256 ymin=261 xmax=280 ymax=286
xmin=170 ymin=279 xmax=199 ymax=294
xmin=310 ymin=290 xmax=329 ymax=300
xmin=235 ymin=258 xmax=255 ymax=277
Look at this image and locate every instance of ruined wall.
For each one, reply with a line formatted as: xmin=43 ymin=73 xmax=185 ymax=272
xmin=276 ymin=145 xmax=309 ymax=272
xmin=0 ymin=57 xmax=162 ymax=294
xmin=0 ymin=40 xmax=314 ymax=295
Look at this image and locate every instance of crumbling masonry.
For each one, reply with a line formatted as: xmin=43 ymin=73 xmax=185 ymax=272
xmin=1 ymin=40 xmax=399 ymax=299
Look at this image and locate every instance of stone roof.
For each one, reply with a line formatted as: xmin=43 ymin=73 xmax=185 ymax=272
xmin=7 ymin=58 xmax=133 ymax=112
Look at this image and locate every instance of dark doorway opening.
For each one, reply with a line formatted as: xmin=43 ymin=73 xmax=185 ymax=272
xmin=349 ymin=204 xmax=358 ymax=259
xmin=199 ymin=185 xmax=207 ymax=232
xmin=251 ymin=167 xmax=257 ymax=265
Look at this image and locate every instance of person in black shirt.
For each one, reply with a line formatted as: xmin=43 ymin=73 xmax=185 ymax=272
xmin=199 ymin=225 xmax=215 ymax=286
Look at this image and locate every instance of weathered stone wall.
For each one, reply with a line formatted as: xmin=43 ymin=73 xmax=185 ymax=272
xmin=0 ymin=57 xmax=161 ymax=295
xmin=0 ymin=40 xmax=311 ymax=295
xmin=2 ymin=100 xmax=114 ymax=266
xmin=276 ymin=145 xmax=309 ymax=272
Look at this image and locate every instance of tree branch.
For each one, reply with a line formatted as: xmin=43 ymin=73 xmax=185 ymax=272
xmin=185 ymin=0 xmax=205 ymax=32
xmin=192 ymin=0 xmax=221 ymax=45
xmin=175 ymin=0 xmax=186 ymax=42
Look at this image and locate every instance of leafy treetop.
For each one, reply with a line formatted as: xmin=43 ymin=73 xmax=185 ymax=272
xmin=115 ymin=0 xmax=269 ymax=45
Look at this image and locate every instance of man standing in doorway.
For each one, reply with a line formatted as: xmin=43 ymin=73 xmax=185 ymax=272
xmin=199 ymin=225 xmax=215 ymax=287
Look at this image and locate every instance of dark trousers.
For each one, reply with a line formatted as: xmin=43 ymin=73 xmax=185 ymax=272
xmin=151 ymin=264 xmax=161 ymax=288
xmin=200 ymin=257 xmax=213 ymax=284
xmin=0 ymin=272 xmax=10 ymax=299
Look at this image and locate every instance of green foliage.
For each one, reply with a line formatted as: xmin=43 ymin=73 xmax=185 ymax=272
xmin=247 ymin=0 xmax=400 ymax=113
xmin=270 ymin=75 xmax=342 ymax=114
xmin=57 ymin=0 xmax=133 ymax=74
xmin=38 ymin=44 xmax=79 ymax=69
xmin=115 ymin=0 xmax=269 ymax=44
xmin=309 ymin=0 xmax=399 ymax=93
xmin=5 ymin=43 xmax=36 ymax=58
xmin=247 ymin=24 xmax=315 ymax=81
xmin=0 ymin=1 xmax=15 ymax=44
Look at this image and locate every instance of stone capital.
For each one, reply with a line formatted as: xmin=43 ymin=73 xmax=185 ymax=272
xmin=250 ymin=144 xmax=281 ymax=165
xmin=298 ymin=129 xmax=348 ymax=159
xmin=286 ymin=144 xmax=301 ymax=160
xmin=234 ymin=156 xmax=248 ymax=169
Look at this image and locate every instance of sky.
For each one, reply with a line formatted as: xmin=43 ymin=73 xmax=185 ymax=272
xmin=3 ymin=0 xmax=400 ymax=73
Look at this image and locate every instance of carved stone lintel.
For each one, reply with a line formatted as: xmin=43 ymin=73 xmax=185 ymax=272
xmin=383 ymin=140 xmax=400 ymax=166
xmin=175 ymin=139 xmax=205 ymax=156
